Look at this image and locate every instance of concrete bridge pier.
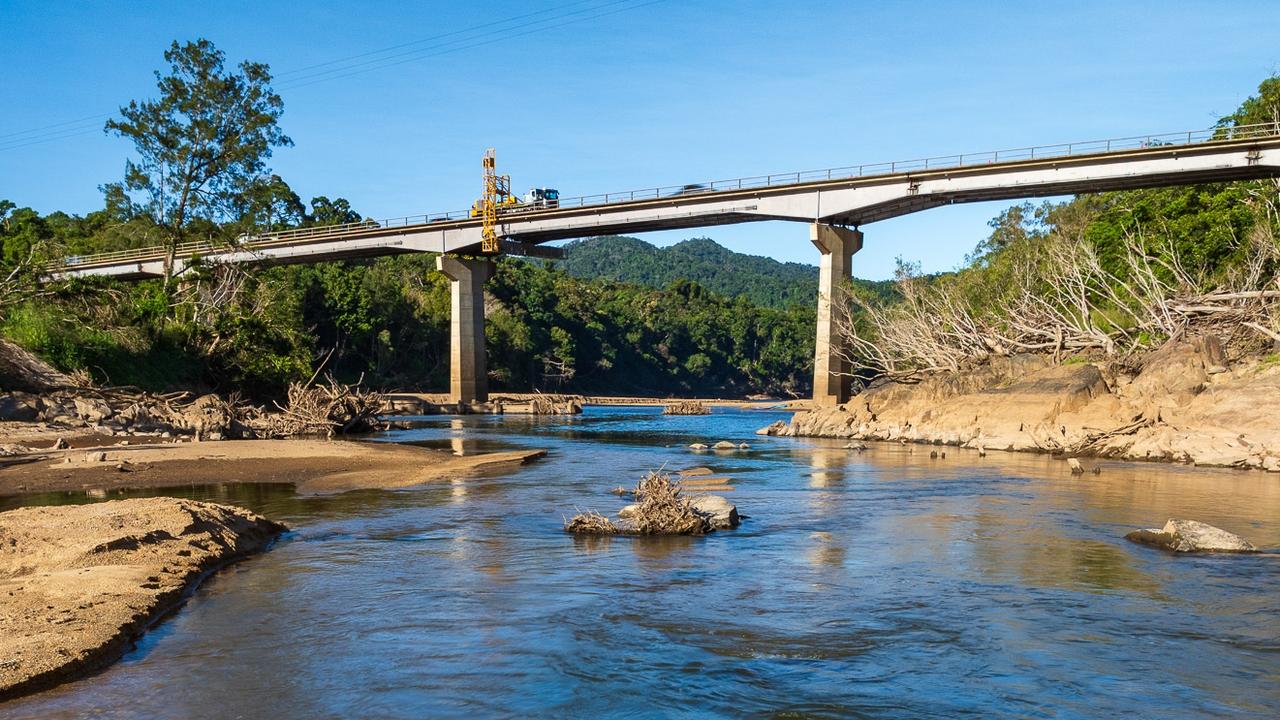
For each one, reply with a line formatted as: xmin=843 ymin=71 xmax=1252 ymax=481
xmin=436 ymin=255 xmax=494 ymax=404
xmin=811 ymin=223 xmax=863 ymax=406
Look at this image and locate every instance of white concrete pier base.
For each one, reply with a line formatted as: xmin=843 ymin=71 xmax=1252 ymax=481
xmin=436 ymin=255 xmax=494 ymax=404
xmin=811 ymin=223 xmax=863 ymax=406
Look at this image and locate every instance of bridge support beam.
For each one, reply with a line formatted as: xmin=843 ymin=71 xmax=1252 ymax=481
xmin=436 ymin=255 xmax=494 ymax=404
xmin=811 ymin=223 xmax=863 ymax=406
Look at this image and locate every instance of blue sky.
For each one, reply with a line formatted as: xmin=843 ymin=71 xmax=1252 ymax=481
xmin=1 ymin=0 xmax=1277 ymax=279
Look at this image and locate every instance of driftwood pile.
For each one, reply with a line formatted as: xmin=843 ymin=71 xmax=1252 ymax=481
xmin=262 ymin=376 xmax=384 ymax=437
xmin=563 ymin=510 xmax=618 ymax=535
xmin=564 ymin=471 xmax=711 ymax=536
xmin=525 ymin=394 xmax=583 ymax=415
xmin=0 ymin=372 xmax=385 ymax=441
xmin=629 ymin=471 xmax=711 ymax=535
xmin=662 ymin=401 xmax=711 ymax=416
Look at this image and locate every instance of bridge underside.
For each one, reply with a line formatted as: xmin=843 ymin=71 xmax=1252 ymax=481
xmin=823 ymin=165 xmax=1280 ymax=226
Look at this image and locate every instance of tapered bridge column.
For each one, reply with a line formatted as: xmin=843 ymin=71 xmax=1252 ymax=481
xmin=436 ymin=255 xmax=494 ymax=404
xmin=811 ymin=223 xmax=863 ymax=406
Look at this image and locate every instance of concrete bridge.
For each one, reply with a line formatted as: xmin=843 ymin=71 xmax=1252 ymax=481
xmin=59 ymin=123 xmax=1280 ymax=405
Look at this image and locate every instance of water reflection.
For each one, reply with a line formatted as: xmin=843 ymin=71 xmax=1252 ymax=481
xmin=806 ymin=443 xmax=848 ymax=489
xmin=807 ymin=530 xmax=847 ymax=567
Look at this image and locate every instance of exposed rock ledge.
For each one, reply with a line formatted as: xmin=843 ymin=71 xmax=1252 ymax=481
xmin=1126 ymin=519 xmax=1258 ymax=553
xmin=0 ymin=498 xmax=286 ymax=701
xmin=762 ymin=339 xmax=1280 ymax=472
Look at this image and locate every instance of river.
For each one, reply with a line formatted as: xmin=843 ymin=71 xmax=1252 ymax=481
xmin=3 ymin=406 xmax=1278 ymax=718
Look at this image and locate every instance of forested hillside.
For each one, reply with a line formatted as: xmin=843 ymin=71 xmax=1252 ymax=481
xmin=558 ymin=236 xmax=893 ymax=308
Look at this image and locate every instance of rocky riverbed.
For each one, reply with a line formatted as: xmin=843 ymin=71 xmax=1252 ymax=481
xmin=0 ymin=497 xmax=286 ymax=700
xmin=763 ymin=339 xmax=1280 ymax=471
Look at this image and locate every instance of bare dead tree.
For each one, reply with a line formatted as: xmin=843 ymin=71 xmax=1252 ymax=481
xmin=834 ymin=203 xmax=1280 ymax=381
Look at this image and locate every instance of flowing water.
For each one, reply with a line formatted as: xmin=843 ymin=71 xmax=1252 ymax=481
xmin=3 ymin=406 xmax=1279 ymax=719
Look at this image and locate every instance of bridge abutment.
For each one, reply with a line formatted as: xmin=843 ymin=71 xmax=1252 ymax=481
xmin=811 ymin=223 xmax=862 ymax=406
xmin=436 ymin=255 xmax=494 ymax=404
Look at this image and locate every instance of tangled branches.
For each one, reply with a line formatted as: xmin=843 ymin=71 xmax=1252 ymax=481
xmin=563 ymin=471 xmax=711 ymax=536
xmin=836 ymin=206 xmax=1280 ymax=381
xmin=630 ymin=471 xmax=711 ymax=535
xmin=262 ymin=375 xmax=384 ymax=437
xmin=563 ymin=510 xmax=618 ymax=535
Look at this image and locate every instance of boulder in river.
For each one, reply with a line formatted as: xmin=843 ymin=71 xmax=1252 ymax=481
xmin=688 ymin=494 xmax=739 ymax=530
xmin=756 ymin=420 xmax=786 ymax=436
xmin=1125 ymin=519 xmax=1258 ymax=553
xmin=689 ymin=443 xmax=708 ymax=450
xmin=712 ymin=441 xmax=737 ymax=450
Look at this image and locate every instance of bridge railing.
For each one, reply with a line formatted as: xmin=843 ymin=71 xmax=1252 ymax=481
xmin=554 ymin=122 xmax=1280 ymax=207
xmin=59 ymin=121 xmax=1280 ymax=270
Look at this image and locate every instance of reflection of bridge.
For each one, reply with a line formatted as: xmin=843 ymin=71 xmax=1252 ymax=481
xmin=59 ymin=124 xmax=1280 ymax=405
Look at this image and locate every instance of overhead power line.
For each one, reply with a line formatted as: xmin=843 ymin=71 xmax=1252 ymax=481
xmin=271 ymin=0 xmax=605 ymax=78
xmin=279 ymin=0 xmax=662 ymax=90
xmin=0 ymin=112 xmax=111 ymax=141
xmin=0 ymin=0 xmax=662 ymax=154
xmin=274 ymin=0 xmax=647 ymax=88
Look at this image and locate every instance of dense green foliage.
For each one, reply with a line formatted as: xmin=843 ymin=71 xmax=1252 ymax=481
xmin=0 ymin=214 xmax=815 ymax=396
xmin=558 ymin=235 xmax=892 ymax=308
xmin=485 ymin=263 xmax=813 ymax=395
xmin=104 ymin=40 xmax=291 ymax=288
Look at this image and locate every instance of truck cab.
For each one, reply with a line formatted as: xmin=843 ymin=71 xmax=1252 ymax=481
xmin=524 ymin=188 xmax=560 ymax=209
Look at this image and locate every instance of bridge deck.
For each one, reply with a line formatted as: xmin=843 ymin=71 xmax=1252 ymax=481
xmin=59 ymin=123 xmax=1280 ymax=277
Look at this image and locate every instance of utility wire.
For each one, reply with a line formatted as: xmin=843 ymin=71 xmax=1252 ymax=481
xmin=279 ymin=3 xmax=663 ymax=90
xmin=0 ymin=126 xmax=105 ymax=153
xmin=275 ymin=0 xmax=645 ymax=88
xmin=271 ymin=0 xmax=604 ymax=78
xmin=0 ymin=112 xmax=111 ymax=141
xmin=0 ymin=0 xmax=657 ymax=153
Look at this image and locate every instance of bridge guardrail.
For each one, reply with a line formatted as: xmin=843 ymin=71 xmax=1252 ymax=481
xmin=56 ymin=122 xmax=1280 ymax=271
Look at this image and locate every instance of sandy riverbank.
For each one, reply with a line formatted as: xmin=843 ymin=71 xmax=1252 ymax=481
xmin=0 ymin=497 xmax=285 ymax=700
xmin=765 ymin=341 xmax=1280 ymax=472
xmin=0 ymin=438 xmax=547 ymax=496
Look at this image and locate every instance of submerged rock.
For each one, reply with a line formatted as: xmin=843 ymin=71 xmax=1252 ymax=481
xmin=1125 ymin=519 xmax=1258 ymax=553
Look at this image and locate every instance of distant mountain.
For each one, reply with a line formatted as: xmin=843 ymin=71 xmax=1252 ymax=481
xmin=556 ymin=236 xmax=888 ymax=308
